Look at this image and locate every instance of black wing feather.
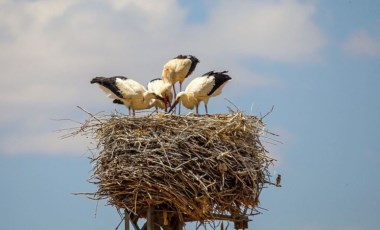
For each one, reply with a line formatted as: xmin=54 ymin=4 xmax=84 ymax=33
xmin=205 ymin=71 xmax=231 ymax=96
xmin=90 ymin=76 xmax=127 ymax=99
xmin=113 ymin=99 xmax=124 ymax=105
xmin=173 ymin=54 xmax=187 ymax=59
xmin=186 ymin=55 xmax=200 ymax=78
xmin=149 ymin=78 xmax=162 ymax=83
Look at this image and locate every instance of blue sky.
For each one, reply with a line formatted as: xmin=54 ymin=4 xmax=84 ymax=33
xmin=1 ymin=0 xmax=380 ymax=229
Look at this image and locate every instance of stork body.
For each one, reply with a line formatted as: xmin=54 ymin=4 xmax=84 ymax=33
xmin=169 ymin=71 xmax=231 ymax=114
xmin=147 ymin=78 xmax=173 ymax=112
xmin=91 ymin=76 xmax=162 ymax=115
xmin=162 ymin=55 xmax=200 ymax=95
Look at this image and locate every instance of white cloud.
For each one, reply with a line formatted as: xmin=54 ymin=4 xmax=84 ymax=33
xmin=0 ymin=0 xmax=323 ymax=155
xmin=189 ymin=0 xmax=326 ymax=62
xmin=343 ymin=29 xmax=380 ymax=56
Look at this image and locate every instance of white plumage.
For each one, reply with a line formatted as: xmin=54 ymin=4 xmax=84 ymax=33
xmin=162 ymin=55 xmax=200 ymax=95
xmin=91 ymin=76 xmax=163 ymax=115
xmin=147 ymin=78 xmax=173 ymax=112
xmin=169 ymin=71 xmax=232 ymax=114
xmin=162 ymin=55 xmax=199 ymax=114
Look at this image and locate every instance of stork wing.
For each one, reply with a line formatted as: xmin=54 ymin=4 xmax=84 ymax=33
xmin=162 ymin=59 xmax=192 ymax=83
xmin=147 ymin=78 xmax=163 ymax=94
xmin=185 ymin=76 xmax=215 ymax=97
xmin=207 ymin=71 xmax=230 ymax=96
xmin=116 ymin=78 xmax=146 ymax=99
xmin=148 ymin=78 xmax=173 ymax=102
xmin=91 ymin=76 xmax=127 ymax=99
xmin=186 ymin=72 xmax=230 ymax=98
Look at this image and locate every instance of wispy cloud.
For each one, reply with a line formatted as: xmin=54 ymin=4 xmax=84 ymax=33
xmin=343 ymin=29 xmax=380 ymax=56
xmin=192 ymin=0 xmax=326 ymax=62
xmin=0 ymin=0 xmax=324 ymax=155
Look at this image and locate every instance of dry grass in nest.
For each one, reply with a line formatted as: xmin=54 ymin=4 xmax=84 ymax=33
xmin=68 ymin=110 xmax=276 ymax=224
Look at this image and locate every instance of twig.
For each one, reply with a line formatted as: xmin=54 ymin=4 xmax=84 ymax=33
xmin=77 ymin=105 xmax=103 ymax=123
xmin=224 ymin=98 xmax=240 ymax=112
xmin=260 ymin=105 xmax=274 ymax=120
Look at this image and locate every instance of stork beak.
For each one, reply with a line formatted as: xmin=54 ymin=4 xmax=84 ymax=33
xmin=168 ymin=99 xmax=179 ymax=113
xmin=164 ymin=95 xmax=170 ymax=103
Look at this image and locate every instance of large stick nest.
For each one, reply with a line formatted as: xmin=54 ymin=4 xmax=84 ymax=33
xmin=73 ymin=112 xmax=275 ymax=222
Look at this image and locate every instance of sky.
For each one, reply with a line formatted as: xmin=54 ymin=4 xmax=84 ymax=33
xmin=0 ymin=0 xmax=380 ymax=229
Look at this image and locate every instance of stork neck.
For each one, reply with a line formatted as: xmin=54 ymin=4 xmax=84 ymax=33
xmin=180 ymin=93 xmax=197 ymax=109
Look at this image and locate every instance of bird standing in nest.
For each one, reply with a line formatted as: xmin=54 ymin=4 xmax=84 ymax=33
xmin=162 ymin=55 xmax=200 ymax=114
xmin=169 ymin=71 xmax=231 ymax=114
xmin=91 ymin=76 xmax=163 ymax=116
xmin=147 ymin=78 xmax=173 ymax=112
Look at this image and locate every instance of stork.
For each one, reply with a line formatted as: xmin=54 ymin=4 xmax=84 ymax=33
xmin=90 ymin=76 xmax=163 ymax=115
xmin=147 ymin=78 xmax=173 ymax=112
xmin=162 ymin=54 xmax=200 ymax=95
xmin=162 ymin=55 xmax=199 ymax=114
xmin=168 ymin=71 xmax=231 ymax=114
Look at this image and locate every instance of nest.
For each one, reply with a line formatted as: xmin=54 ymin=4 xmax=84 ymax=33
xmin=72 ymin=111 xmax=275 ymax=225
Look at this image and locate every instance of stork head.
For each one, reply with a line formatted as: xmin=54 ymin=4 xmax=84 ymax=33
xmin=168 ymin=92 xmax=186 ymax=113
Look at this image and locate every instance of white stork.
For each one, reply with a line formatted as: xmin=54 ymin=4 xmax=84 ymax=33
xmin=162 ymin=55 xmax=200 ymax=95
xmin=162 ymin=54 xmax=199 ymax=114
xmin=147 ymin=78 xmax=173 ymax=112
xmin=168 ymin=71 xmax=231 ymax=114
xmin=91 ymin=76 xmax=163 ymax=115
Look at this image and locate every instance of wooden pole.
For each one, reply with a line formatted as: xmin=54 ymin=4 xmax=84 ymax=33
xmin=147 ymin=206 xmax=153 ymax=230
xmin=125 ymin=209 xmax=130 ymax=230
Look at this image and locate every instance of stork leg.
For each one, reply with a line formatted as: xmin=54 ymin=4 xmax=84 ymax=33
xmin=196 ymin=104 xmax=199 ymax=114
xmin=178 ymin=83 xmax=182 ymax=115
xmin=205 ymin=103 xmax=208 ymax=115
xmin=164 ymin=96 xmax=167 ymax=112
xmin=172 ymin=84 xmax=178 ymax=113
xmin=172 ymin=85 xmax=177 ymax=97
